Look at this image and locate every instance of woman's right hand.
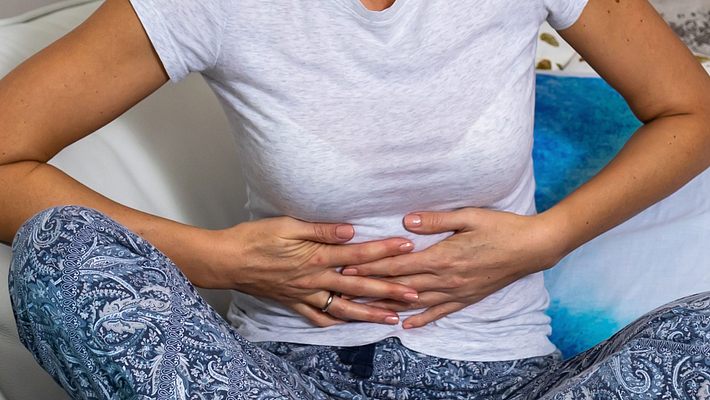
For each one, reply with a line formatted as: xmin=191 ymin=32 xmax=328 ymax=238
xmin=0 ymin=0 xmax=413 ymax=327
xmin=199 ymin=216 xmax=419 ymax=327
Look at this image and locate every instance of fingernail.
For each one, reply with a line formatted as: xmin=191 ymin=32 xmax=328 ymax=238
xmin=385 ymin=316 xmax=400 ymax=324
xmin=335 ymin=224 xmax=353 ymax=240
xmin=402 ymin=322 xmax=414 ymax=329
xmin=341 ymin=268 xmax=358 ymax=276
xmin=403 ymin=292 xmax=419 ymax=302
xmin=399 ymin=242 xmax=414 ymax=252
xmin=404 ymin=214 xmax=422 ymax=227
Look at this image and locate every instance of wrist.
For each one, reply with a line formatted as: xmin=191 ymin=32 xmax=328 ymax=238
xmin=185 ymin=227 xmax=240 ymax=289
xmin=148 ymin=222 xmax=226 ymax=288
xmin=531 ymin=207 xmax=575 ymax=270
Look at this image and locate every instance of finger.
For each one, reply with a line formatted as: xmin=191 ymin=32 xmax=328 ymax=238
xmin=324 ymin=273 xmax=420 ymax=303
xmin=403 ymin=209 xmax=474 ymax=234
xmin=321 ymin=237 xmax=414 ymax=268
xmin=324 ymin=295 xmax=401 ymax=325
xmin=363 ymin=300 xmax=412 ymax=312
xmin=379 ymin=273 xmax=446 ymax=292
xmin=365 ymin=291 xmax=452 ymax=312
xmin=402 ymin=302 xmax=468 ymax=329
xmin=290 ymin=302 xmax=347 ymax=328
xmin=284 ymin=218 xmax=357 ymax=244
xmin=341 ymin=251 xmax=432 ymax=277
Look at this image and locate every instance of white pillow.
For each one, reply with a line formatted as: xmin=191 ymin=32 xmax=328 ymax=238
xmin=0 ymin=0 xmax=97 ymax=25
xmin=545 ymin=167 xmax=710 ymax=357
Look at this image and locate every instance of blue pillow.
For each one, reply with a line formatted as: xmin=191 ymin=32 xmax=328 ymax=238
xmin=533 ymin=73 xmax=641 ymax=212
xmin=534 ymin=72 xmax=710 ymax=361
xmin=532 ymin=73 xmax=641 ymax=358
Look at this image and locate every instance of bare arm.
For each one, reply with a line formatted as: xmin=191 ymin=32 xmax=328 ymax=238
xmin=0 ymin=0 xmax=220 ymax=278
xmin=0 ymin=1 xmax=171 ymax=243
xmin=0 ymin=0 xmax=418 ymax=325
xmin=543 ymin=0 xmax=710 ymax=256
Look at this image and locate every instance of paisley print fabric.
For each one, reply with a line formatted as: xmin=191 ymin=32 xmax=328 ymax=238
xmin=526 ymin=293 xmax=710 ymax=399
xmin=8 ymin=206 xmax=710 ymax=399
xmin=9 ymin=206 xmax=328 ymax=400
xmin=256 ymin=339 xmax=558 ymax=400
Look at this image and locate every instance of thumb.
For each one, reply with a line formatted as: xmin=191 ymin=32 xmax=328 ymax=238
xmin=402 ymin=209 xmax=474 ymax=234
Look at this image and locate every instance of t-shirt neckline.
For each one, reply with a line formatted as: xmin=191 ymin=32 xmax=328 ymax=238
xmin=336 ymin=0 xmax=408 ymax=23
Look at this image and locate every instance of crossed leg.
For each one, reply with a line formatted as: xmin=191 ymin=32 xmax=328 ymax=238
xmin=9 ymin=205 xmax=332 ymax=399
xmin=9 ymin=205 xmax=710 ymax=399
xmin=519 ymin=291 xmax=710 ymax=399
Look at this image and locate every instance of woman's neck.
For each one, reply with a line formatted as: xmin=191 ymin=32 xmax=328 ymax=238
xmin=359 ymin=0 xmax=397 ymax=12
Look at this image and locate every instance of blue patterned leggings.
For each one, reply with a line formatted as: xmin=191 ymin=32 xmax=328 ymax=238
xmin=8 ymin=206 xmax=710 ymax=399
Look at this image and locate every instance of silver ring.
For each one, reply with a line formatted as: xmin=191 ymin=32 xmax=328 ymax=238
xmin=321 ymin=291 xmax=338 ymax=313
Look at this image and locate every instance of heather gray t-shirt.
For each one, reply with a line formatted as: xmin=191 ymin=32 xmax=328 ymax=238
xmin=129 ymin=0 xmax=589 ymax=361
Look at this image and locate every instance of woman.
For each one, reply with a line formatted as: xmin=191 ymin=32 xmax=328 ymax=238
xmin=1 ymin=0 xmax=709 ymax=398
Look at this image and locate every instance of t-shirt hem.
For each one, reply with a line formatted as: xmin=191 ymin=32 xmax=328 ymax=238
xmin=239 ymin=329 xmax=558 ymax=362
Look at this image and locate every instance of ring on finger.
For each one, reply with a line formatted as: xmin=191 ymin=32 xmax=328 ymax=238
xmin=321 ymin=291 xmax=340 ymax=313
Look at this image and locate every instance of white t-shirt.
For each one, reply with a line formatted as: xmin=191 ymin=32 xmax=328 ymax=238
xmin=129 ymin=0 xmax=589 ymax=361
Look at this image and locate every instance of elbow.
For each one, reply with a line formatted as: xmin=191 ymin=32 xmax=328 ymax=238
xmin=635 ymin=102 xmax=707 ymax=126
xmin=0 ymin=159 xmax=41 ymax=177
xmin=0 ymin=148 xmax=49 ymax=169
xmin=0 ymin=150 xmax=44 ymax=177
xmin=634 ymin=73 xmax=710 ymax=126
xmin=0 ymin=159 xmax=45 ymax=183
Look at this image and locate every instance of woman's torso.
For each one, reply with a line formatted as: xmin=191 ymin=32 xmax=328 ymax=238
xmin=202 ymin=0 xmax=556 ymax=361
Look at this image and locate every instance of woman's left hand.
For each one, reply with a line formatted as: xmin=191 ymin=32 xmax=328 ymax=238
xmin=341 ymin=207 xmax=567 ymax=329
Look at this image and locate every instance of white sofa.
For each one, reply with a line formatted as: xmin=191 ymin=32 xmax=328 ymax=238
xmin=0 ymin=2 xmax=247 ymax=398
xmin=2 ymin=2 xmax=710 ymax=399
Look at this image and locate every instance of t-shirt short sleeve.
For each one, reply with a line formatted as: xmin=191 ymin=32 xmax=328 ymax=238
xmin=129 ymin=0 xmax=228 ymax=82
xmin=544 ymin=0 xmax=590 ymax=30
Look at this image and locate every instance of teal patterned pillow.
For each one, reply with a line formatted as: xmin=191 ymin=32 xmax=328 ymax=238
xmin=534 ymin=72 xmax=710 ymax=359
xmin=533 ymin=73 xmax=638 ymax=358
xmin=533 ymin=73 xmax=641 ymax=214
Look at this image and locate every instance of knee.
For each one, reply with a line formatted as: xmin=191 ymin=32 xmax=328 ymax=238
xmin=11 ymin=205 xmax=102 ymax=276
xmin=11 ymin=204 xmax=155 ymax=268
xmin=8 ymin=205 xmax=148 ymax=306
xmin=650 ymin=292 xmax=710 ymax=344
xmin=10 ymin=206 xmax=93 ymax=300
xmin=9 ymin=206 xmax=89 ymax=352
xmin=12 ymin=205 xmax=106 ymax=253
xmin=617 ymin=292 xmax=710 ymax=349
xmin=9 ymin=205 xmax=160 ymax=346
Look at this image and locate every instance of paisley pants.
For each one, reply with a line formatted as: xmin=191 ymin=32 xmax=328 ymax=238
xmin=8 ymin=206 xmax=710 ymax=399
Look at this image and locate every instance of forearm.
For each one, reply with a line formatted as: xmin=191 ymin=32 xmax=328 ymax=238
xmin=0 ymin=161 xmax=215 ymax=284
xmin=540 ymin=110 xmax=710 ymax=261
